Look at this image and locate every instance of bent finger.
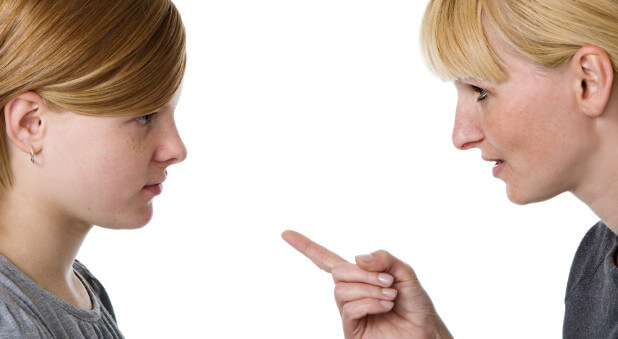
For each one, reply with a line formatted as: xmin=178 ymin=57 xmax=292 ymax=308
xmin=355 ymin=250 xmax=419 ymax=283
xmin=334 ymin=282 xmax=397 ymax=312
xmin=331 ymin=262 xmax=394 ymax=287
xmin=341 ymin=298 xmax=395 ymax=332
xmin=281 ymin=230 xmax=347 ymax=273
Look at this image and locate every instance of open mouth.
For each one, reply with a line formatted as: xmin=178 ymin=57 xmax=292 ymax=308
xmin=492 ymin=159 xmax=506 ymax=177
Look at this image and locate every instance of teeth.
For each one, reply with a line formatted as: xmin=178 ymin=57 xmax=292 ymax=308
xmin=494 ymin=160 xmax=504 ymax=166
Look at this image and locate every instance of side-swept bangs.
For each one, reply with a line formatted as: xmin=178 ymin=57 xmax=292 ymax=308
xmin=420 ymin=0 xmax=506 ymax=82
xmin=4 ymin=0 xmax=186 ymax=117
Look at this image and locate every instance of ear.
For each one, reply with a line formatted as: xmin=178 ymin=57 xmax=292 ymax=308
xmin=4 ymin=92 xmax=47 ymax=156
xmin=570 ymin=45 xmax=614 ymax=118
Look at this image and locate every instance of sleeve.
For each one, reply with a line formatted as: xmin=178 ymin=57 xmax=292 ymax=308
xmin=0 ymin=302 xmax=50 ymax=338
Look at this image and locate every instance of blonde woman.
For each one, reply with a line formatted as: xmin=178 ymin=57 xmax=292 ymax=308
xmin=283 ymin=0 xmax=618 ymax=337
xmin=0 ymin=0 xmax=186 ymax=337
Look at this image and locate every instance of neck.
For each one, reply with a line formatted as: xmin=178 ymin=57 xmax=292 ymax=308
xmin=572 ymin=93 xmax=618 ymax=235
xmin=576 ymin=183 xmax=618 ymax=234
xmin=0 ymin=190 xmax=93 ymax=309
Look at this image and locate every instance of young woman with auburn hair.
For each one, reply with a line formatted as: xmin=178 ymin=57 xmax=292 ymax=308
xmin=283 ymin=0 xmax=618 ymax=337
xmin=0 ymin=0 xmax=186 ymax=336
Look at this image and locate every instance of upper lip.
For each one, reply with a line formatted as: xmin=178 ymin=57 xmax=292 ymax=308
xmin=146 ymin=172 xmax=167 ymax=186
xmin=482 ymin=155 xmax=505 ymax=163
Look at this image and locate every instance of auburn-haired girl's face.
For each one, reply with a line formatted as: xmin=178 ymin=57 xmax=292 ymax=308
xmin=38 ymin=90 xmax=187 ymax=229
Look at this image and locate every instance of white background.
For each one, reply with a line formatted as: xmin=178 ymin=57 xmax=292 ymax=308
xmin=80 ymin=1 xmax=597 ymax=338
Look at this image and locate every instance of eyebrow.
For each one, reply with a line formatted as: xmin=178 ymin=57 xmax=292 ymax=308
xmin=456 ymin=77 xmax=494 ymax=88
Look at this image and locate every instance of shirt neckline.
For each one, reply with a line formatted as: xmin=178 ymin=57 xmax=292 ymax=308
xmin=0 ymin=253 xmax=102 ymax=322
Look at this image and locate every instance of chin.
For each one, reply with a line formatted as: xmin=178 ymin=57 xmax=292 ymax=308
xmin=99 ymin=204 xmax=154 ymax=230
xmin=505 ymin=185 xmax=561 ymax=205
xmin=125 ymin=205 xmax=155 ymax=229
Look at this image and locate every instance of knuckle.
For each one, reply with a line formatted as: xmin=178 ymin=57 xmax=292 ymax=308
xmin=341 ymin=302 xmax=355 ymax=320
xmin=333 ymin=284 xmax=345 ymax=298
xmin=331 ymin=262 xmax=350 ymax=277
xmin=403 ymin=262 xmax=415 ymax=273
xmin=373 ymin=249 xmax=391 ymax=259
xmin=330 ymin=268 xmax=341 ymax=281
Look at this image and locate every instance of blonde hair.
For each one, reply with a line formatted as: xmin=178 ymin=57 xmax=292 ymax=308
xmin=0 ymin=0 xmax=186 ymax=188
xmin=420 ymin=0 xmax=618 ymax=82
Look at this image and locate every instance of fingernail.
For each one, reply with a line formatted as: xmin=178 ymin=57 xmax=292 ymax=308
xmin=378 ymin=273 xmax=394 ymax=286
xmin=356 ymin=254 xmax=373 ymax=263
xmin=381 ymin=288 xmax=397 ymax=298
xmin=379 ymin=300 xmax=394 ymax=309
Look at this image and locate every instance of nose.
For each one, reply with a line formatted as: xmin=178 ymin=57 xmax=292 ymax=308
xmin=452 ymin=98 xmax=484 ymax=150
xmin=154 ymin=117 xmax=187 ymax=165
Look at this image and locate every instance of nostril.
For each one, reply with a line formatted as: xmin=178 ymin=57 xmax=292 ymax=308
xmin=459 ymin=141 xmax=477 ymax=150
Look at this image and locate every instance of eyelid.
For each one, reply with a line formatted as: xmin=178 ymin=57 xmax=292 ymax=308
xmin=471 ymin=85 xmax=488 ymax=102
xmin=136 ymin=112 xmax=157 ymax=125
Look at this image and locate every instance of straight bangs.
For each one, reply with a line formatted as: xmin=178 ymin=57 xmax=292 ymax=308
xmin=420 ymin=0 xmax=506 ymax=82
xmin=33 ymin=0 xmax=187 ymax=117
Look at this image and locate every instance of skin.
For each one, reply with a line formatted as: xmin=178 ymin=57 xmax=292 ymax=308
xmin=0 ymin=89 xmax=186 ymax=309
xmin=282 ymin=230 xmax=452 ymax=339
xmin=452 ymin=24 xmax=608 ymax=207
xmin=282 ymin=20 xmax=617 ymax=339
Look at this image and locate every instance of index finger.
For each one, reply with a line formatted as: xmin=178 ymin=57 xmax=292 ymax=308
xmin=281 ymin=230 xmax=348 ymax=273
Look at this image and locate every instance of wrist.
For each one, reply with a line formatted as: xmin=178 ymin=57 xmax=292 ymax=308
xmin=422 ymin=314 xmax=453 ymax=339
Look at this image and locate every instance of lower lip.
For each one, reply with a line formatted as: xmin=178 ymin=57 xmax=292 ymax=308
xmin=143 ymin=184 xmax=162 ymax=195
xmin=492 ymin=162 xmax=506 ymax=177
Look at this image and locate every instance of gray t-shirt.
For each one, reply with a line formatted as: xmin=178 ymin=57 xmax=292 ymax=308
xmin=563 ymin=221 xmax=618 ymax=338
xmin=0 ymin=254 xmax=123 ymax=338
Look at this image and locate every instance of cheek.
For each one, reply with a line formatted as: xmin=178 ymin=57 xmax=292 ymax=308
xmin=484 ymin=90 xmax=558 ymax=158
xmin=519 ymin=94 xmax=581 ymax=163
xmin=489 ymin=89 xmax=586 ymax=185
xmin=87 ymin=150 xmax=143 ymax=194
xmin=49 ymin=128 xmax=150 ymax=211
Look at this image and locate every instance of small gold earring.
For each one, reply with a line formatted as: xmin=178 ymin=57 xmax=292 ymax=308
xmin=29 ymin=144 xmax=34 ymax=163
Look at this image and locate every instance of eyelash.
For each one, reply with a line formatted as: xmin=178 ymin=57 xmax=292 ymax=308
xmin=136 ymin=113 xmax=156 ymax=125
xmin=472 ymin=86 xmax=488 ymax=102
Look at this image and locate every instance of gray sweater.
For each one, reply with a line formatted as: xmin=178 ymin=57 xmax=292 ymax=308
xmin=0 ymin=255 xmax=123 ymax=338
xmin=563 ymin=221 xmax=618 ymax=338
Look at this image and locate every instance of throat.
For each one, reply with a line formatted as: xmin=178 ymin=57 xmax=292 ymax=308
xmin=67 ymin=272 xmax=93 ymax=310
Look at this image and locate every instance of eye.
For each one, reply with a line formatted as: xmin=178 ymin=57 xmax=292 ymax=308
xmin=136 ymin=113 xmax=156 ymax=125
xmin=472 ymin=85 xmax=488 ymax=102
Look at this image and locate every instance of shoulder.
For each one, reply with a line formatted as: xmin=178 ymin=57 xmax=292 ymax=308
xmin=573 ymin=221 xmax=616 ymax=269
xmin=565 ymin=221 xmax=617 ymax=299
xmin=72 ymin=260 xmax=117 ymax=321
xmin=0 ymin=292 xmax=49 ymax=337
xmin=0 ymin=257 xmax=50 ymax=336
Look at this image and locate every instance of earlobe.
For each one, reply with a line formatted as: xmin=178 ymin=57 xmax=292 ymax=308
xmin=4 ymin=92 xmax=47 ymax=156
xmin=572 ymin=45 xmax=614 ymax=118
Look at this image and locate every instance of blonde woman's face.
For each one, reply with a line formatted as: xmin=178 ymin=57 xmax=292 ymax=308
xmin=40 ymin=90 xmax=187 ymax=229
xmin=451 ymin=30 xmax=595 ymax=205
